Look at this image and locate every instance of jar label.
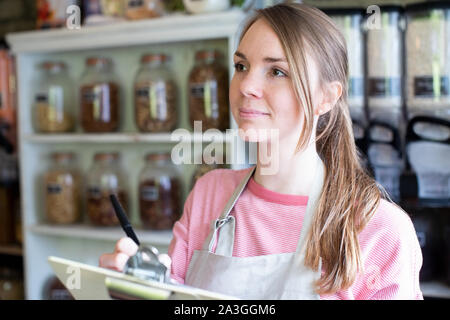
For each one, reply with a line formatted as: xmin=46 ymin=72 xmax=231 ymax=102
xmin=190 ymin=81 xmax=219 ymax=119
xmin=87 ymin=186 xmax=102 ymax=198
xmin=140 ymin=186 xmax=159 ymax=201
xmin=136 ymin=83 xmax=168 ymax=120
xmin=368 ymin=78 xmax=401 ymax=97
xmin=47 ymin=183 xmax=62 ymax=194
xmin=414 ymin=76 xmax=450 ymax=97
xmin=128 ymin=0 xmax=144 ymax=8
xmin=348 ymin=77 xmax=364 ymax=97
xmin=190 ymin=83 xmax=205 ymax=98
xmin=35 ymin=93 xmax=48 ymax=103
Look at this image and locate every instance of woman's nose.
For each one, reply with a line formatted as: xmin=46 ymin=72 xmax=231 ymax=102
xmin=239 ymin=72 xmax=263 ymax=99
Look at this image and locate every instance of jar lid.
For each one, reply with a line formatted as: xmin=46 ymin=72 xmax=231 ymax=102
xmin=145 ymin=152 xmax=171 ymax=162
xmin=86 ymin=57 xmax=113 ymax=67
xmin=40 ymin=61 xmax=66 ymax=70
xmin=51 ymin=152 xmax=75 ymax=161
xmin=94 ymin=152 xmax=120 ymax=161
xmin=141 ymin=53 xmax=169 ymax=64
xmin=195 ymin=49 xmax=222 ymax=61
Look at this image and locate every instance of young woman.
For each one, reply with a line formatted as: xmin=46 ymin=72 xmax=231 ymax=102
xmin=100 ymin=3 xmax=423 ymax=300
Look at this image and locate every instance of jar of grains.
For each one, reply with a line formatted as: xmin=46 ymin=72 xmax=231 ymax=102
xmin=188 ymin=49 xmax=229 ymax=131
xmin=79 ymin=57 xmax=121 ymax=132
xmin=86 ymin=152 xmax=128 ymax=226
xmin=366 ymin=6 xmax=405 ymax=128
xmin=134 ymin=53 xmax=178 ymax=132
xmin=405 ymin=2 xmax=450 ymax=120
xmin=43 ymin=152 xmax=81 ymax=224
xmin=138 ymin=152 xmax=182 ymax=230
xmin=325 ymin=8 xmax=366 ymax=124
xmin=32 ymin=61 xmax=76 ymax=133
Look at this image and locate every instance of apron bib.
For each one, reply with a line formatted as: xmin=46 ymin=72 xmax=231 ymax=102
xmin=185 ymin=157 xmax=325 ymax=299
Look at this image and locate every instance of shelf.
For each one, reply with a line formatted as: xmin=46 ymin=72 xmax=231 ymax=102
xmin=0 ymin=244 xmax=23 ymax=257
xmin=23 ymin=132 xmax=236 ymax=144
xmin=6 ymin=9 xmax=246 ymax=53
xmin=421 ymin=281 xmax=450 ymax=299
xmin=29 ymin=224 xmax=173 ymax=247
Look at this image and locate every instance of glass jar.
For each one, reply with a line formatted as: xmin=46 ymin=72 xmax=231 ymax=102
xmin=125 ymin=0 xmax=165 ymax=20
xmin=44 ymin=152 xmax=81 ymax=224
xmin=86 ymin=152 xmax=128 ymax=226
xmin=79 ymin=57 xmax=121 ymax=132
xmin=32 ymin=61 xmax=76 ymax=133
xmin=138 ymin=152 xmax=182 ymax=230
xmin=325 ymin=9 xmax=365 ymax=124
xmin=366 ymin=6 xmax=404 ymax=128
xmin=188 ymin=49 xmax=229 ymax=132
xmin=134 ymin=54 xmax=178 ymax=132
xmin=406 ymin=2 xmax=450 ymax=120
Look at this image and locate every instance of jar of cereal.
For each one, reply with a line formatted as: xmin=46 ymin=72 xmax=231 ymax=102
xmin=138 ymin=152 xmax=182 ymax=230
xmin=44 ymin=152 xmax=81 ymax=224
xmin=79 ymin=57 xmax=121 ymax=132
xmin=33 ymin=61 xmax=76 ymax=133
xmin=188 ymin=49 xmax=229 ymax=131
xmin=86 ymin=152 xmax=128 ymax=226
xmin=134 ymin=53 xmax=178 ymax=132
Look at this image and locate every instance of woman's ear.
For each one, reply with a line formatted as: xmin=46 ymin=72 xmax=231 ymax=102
xmin=315 ymin=81 xmax=343 ymax=116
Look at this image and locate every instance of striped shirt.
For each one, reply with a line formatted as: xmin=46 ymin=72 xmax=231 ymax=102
xmin=168 ymin=167 xmax=424 ymax=300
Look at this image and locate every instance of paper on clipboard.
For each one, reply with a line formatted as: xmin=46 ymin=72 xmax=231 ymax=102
xmin=48 ymin=256 xmax=238 ymax=300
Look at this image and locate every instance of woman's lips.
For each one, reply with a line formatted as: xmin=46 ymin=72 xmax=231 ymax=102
xmin=239 ymin=108 xmax=270 ymax=118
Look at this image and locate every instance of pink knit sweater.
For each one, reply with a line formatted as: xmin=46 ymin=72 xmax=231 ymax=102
xmin=168 ymin=167 xmax=424 ymax=300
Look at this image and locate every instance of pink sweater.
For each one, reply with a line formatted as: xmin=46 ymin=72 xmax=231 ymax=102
xmin=168 ymin=167 xmax=424 ymax=300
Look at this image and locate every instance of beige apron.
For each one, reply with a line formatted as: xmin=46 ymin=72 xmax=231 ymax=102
xmin=185 ymin=158 xmax=325 ymax=300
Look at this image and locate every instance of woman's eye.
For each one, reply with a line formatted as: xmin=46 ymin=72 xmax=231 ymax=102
xmin=234 ymin=63 xmax=246 ymax=72
xmin=272 ymin=68 xmax=287 ymax=77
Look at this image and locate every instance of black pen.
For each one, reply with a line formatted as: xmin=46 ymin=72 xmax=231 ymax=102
xmin=110 ymin=194 xmax=140 ymax=247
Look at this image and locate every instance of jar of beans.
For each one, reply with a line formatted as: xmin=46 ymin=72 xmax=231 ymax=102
xmin=138 ymin=152 xmax=182 ymax=230
xmin=188 ymin=49 xmax=229 ymax=132
xmin=86 ymin=152 xmax=128 ymax=226
xmin=32 ymin=61 xmax=76 ymax=133
xmin=43 ymin=152 xmax=81 ymax=224
xmin=134 ymin=53 xmax=178 ymax=132
xmin=79 ymin=57 xmax=121 ymax=132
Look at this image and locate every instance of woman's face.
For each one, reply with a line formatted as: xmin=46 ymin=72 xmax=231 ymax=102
xmin=230 ymin=18 xmax=320 ymax=143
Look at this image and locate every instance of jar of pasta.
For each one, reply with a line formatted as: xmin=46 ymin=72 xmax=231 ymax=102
xmin=32 ymin=61 xmax=76 ymax=133
xmin=44 ymin=152 xmax=81 ymax=224
xmin=80 ymin=57 xmax=121 ymax=132
xmin=134 ymin=53 xmax=178 ymax=132
xmin=86 ymin=152 xmax=128 ymax=226
xmin=188 ymin=49 xmax=229 ymax=131
xmin=138 ymin=152 xmax=182 ymax=230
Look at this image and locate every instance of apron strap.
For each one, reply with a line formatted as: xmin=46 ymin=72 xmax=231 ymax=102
xmin=202 ymin=166 xmax=256 ymax=256
xmin=295 ymin=157 xmax=325 ymax=253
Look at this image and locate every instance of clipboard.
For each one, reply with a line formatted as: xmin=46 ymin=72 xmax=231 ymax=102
xmin=48 ymin=256 xmax=239 ymax=300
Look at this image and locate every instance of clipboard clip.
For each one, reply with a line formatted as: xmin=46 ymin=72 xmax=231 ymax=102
xmin=124 ymin=246 xmax=171 ymax=283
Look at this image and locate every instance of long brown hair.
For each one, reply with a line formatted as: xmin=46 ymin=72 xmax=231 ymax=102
xmin=239 ymin=3 xmax=381 ymax=294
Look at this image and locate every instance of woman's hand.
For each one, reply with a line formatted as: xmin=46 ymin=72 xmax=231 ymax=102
xmin=99 ymin=237 xmax=139 ymax=272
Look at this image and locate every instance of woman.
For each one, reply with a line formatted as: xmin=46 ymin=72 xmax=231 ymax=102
xmin=100 ymin=3 xmax=423 ymax=300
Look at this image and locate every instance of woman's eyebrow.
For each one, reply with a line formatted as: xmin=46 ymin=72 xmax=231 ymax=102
xmin=234 ymin=51 xmax=287 ymax=63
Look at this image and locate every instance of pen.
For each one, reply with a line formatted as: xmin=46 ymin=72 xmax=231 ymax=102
xmin=110 ymin=194 xmax=141 ymax=247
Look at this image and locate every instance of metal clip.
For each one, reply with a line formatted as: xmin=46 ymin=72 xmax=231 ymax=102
xmin=124 ymin=245 xmax=170 ymax=283
xmin=215 ymin=216 xmax=232 ymax=230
